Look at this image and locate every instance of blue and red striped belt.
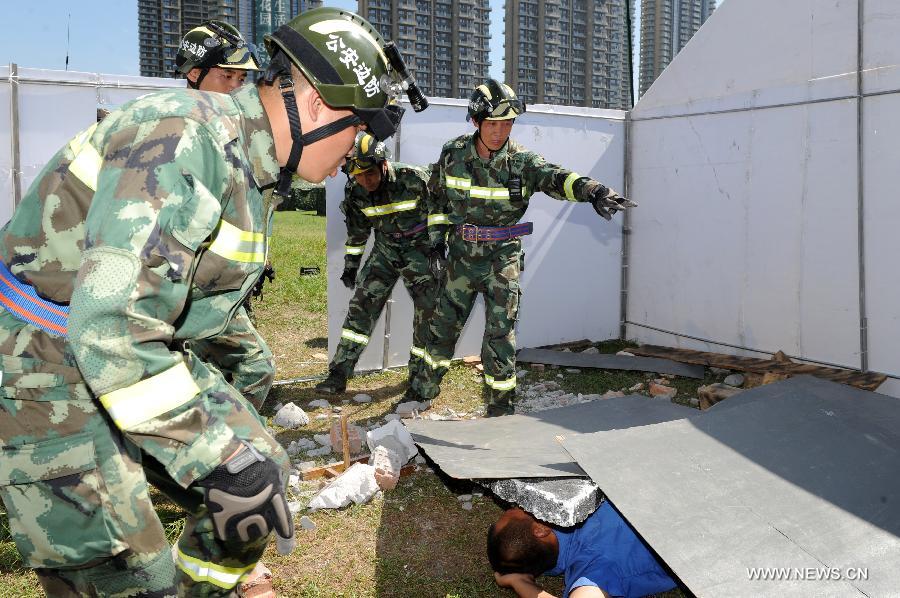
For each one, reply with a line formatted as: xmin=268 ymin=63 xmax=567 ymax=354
xmin=457 ymin=222 xmax=533 ymax=242
xmin=0 ymin=262 xmax=69 ymax=337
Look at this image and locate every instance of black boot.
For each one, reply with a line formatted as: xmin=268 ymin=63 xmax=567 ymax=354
xmin=314 ymin=369 xmax=347 ymax=395
xmin=486 ymin=389 xmax=516 ymax=417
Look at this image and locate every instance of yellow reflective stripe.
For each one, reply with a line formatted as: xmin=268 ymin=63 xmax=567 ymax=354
xmin=428 ymin=214 xmax=450 ymax=226
xmin=345 ymin=244 xmax=366 ymax=255
xmin=68 ymin=123 xmax=102 ymax=192
xmin=175 ymin=548 xmax=255 ymax=590
xmin=423 ymin=351 xmax=451 ymax=369
xmin=563 ymin=172 xmax=581 ymax=200
xmin=360 ymin=134 xmax=371 ymax=154
xmin=341 ymin=328 xmax=370 ymax=345
xmin=361 ymin=199 xmax=418 ymax=217
xmin=485 ymin=374 xmax=517 ymax=391
xmin=476 ymin=84 xmax=492 ymax=100
xmin=470 ymin=186 xmax=510 ymax=200
xmin=100 ymin=362 xmax=200 ymax=430
xmin=208 ymin=220 xmax=266 ymax=263
xmin=446 ymin=176 xmax=471 ymax=190
xmin=410 ymin=345 xmax=425 ymax=358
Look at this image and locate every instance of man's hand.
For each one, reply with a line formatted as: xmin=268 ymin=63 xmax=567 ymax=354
xmin=195 ymin=441 xmax=295 ymax=555
xmin=494 ymin=571 xmax=557 ymax=598
xmin=428 ymin=242 xmax=448 ymax=280
xmin=590 ymin=185 xmax=637 ymax=220
xmin=340 ymin=266 xmax=358 ymax=289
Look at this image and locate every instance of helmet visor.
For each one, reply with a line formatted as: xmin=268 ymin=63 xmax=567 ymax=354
xmin=488 ymin=98 xmax=526 ymax=120
xmin=218 ymin=44 xmax=261 ymax=70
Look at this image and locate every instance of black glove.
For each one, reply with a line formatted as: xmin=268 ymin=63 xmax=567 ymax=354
xmin=428 ymin=242 xmax=448 ymax=280
xmin=590 ymin=186 xmax=637 ymax=220
xmin=196 ymin=441 xmax=295 ymax=555
xmin=251 ymin=263 xmax=276 ymax=299
xmin=340 ymin=266 xmax=358 ymax=289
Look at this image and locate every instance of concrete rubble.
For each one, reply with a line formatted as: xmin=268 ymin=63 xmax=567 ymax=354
xmin=308 ymin=399 xmax=330 ymax=410
xmin=299 ymin=516 xmax=316 ymax=531
xmin=581 ymin=346 xmax=600 ymax=355
xmin=698 ymin=383 xmax=743 ymax=410
xmin=369 ymin=445 xmax=402 ymax=490
xmin=313 ymin=434 xmax=331 ymax=447
xmin=329 ymin=422 xmax=365 ymax=454
xmin=649 ymin=383 xmax=677 ymax=399
xmin=273 ymin=403 xmax=309 ymax=428
xmin=485 ymin=477 xmax=602 ymax=527
xmin=368 ymin=420 xmax=418 ymax=463
xmin=723 ymin=373 xmax=745 ymax=387
xmin=395 ymin=400 xmax=431 ymax=416
xmin=308 ymin=463 xmax=379 ymax=510
xmin=352 ymin=393 xmax=372 ymax=404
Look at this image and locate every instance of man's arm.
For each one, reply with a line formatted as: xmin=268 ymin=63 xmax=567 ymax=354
xmin=425 ymin=158 xmax=450 ymax=247
xmin=494 ymin=572 xmax=558 ymax=598
xmin=340 ymin=182 xmax=372 ymax=276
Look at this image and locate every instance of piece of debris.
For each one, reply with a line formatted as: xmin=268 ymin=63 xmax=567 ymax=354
xmin=531 ymin=363 xmax=545 ymax=372
xmin=628 ymin=383 xmax=645 ymax=392
xmin=649 ymin=383 xmax=677 ymax=399
xmin=332 ymin=406 xmax=343 ymax=413
xmin=517 ymin=369 xmax=528 ymax=378
xmin=272 ymin=402 xmax=284 ymax=413
xmin=457 ymin=494 xmax=473 ymax=502
xmin=762 ymin=371 xmax=791 ymax=385
xmin=299 ymin=515 xmax=316 ymax=531
xmin=312 ymin=352 xmax=329 ymax=361
xmin=297 ymin=460 xmax=316 ymax=472
xmin=313 ymin=434 xmax=331 ymax=447
xmin=395 ymin=400 xmax=431 ymax=416
xmin=368 ymin=420 xmax=419 ymax=463
xmin=308 ymin=399 xmax=330 ymax=409
xmin=299 ymin=266 xmax=320 ymax=276
xmin=475 ymin=363 xmax=484 ymax=373
xmin=461 ymin=501 xmax=473 ymax=511
xmin=369 ymin=444 xmax=402 ymax=490
xmin=307 ymin=463 xmax=379 ymax=510
xmin=305 ymin=446 xmax=331 ymax=457
xmin=581 ymin=346 xmax=600 ymax=355
xmin=352 ymin=393 xmax=372 ymax=404
xmin=566 ymin=368 xmax=581 ymax=374
xmin=463 ymin=355 xmax=481 ymax=365
xmin=602 ymin=390 xmax=626 ymax=399
xmin=616 ymin=351 xmax=635 ymax=357
xmin=556 ymin=373 xmax=564 ymax=379
xmin=687 ymin=397 xmax=700 ymax=408
xmin=329 ymin=421 xmax=364 ymax=455
xmin=485 ymin=477 xmax=602 ymax=527
xmin=772 ymin=350 xmax=793 ymax=363
xmin=709 ymin=367 xmax=732 ymax=375
xmin=697 ymin=383 xmax=743 ymax=410
xmin=315 ymin=414 xmax=329 ymax=421
xmin=723 ymin=373 xmax=745 ymax=387
xmin=273 ymin=403 xmax=310 ymax=429
xmin=384 ymin=413 xmax=402 ymax=422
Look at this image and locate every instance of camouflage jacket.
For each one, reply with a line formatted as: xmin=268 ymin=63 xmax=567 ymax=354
xmin=0 ymin=85 xmax=280 ymax=486
xmin=341 ymin=161 xmax=431 ymax=269
xmin=426 ymin=133 xmax=607 ymax=248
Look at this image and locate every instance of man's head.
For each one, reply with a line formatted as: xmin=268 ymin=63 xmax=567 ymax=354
xmin=347 ymin=132 xmax=388 ymax=192
xmin=260 ymin=8 xmax=412 ymax=191
xmin=175 ymin=21 xmax=261 ymax=92
xmin=487 ymin=508 xmax=559 ymax=577
xmin=468 ymin=79 xmax=526 ymax=152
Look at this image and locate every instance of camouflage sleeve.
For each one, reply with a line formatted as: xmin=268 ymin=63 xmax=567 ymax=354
xmin=189 ymin=306 xmax=275 ymax=411
xmin=426 ymin=157 xmax=450 ymax=247
xmin=68 ymin=116 xmax=244 ymax=486
xmin=340 ymin=182 xmax=370 ymax=269
xmin=521 ymin=150 xmax=614 ymax=202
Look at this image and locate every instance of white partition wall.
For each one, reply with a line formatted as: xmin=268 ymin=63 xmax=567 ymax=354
xmin=326 ymin=99 xmax=626 ymax=371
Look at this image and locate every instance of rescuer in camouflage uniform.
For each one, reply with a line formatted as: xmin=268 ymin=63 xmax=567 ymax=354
xmin=315 ymin=132 xmax=435 ymax=394
xmin=409 ymin=79 xmax=635 ymax=416
xmin=173 ymin=19 xmax=276 ymax=411
xmin=0 ymin=8 xmax=409 ymax=596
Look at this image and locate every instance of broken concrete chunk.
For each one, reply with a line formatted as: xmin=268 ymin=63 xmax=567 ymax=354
xmin=312 ymin=352 xmax=329 ymax=361
xmin=273 ymin=403 xmax=310 ymax=429
xmin=601 ymin=390 xmax=626 ymax=399
xmin=315 ymin=414 xmax=329 ymax=421
xmin=616 ymin=351 xmax=635 ymax=357
xmin=531 ymin=363 xmax=545 ymax=371
xmin=313 ymin=434 xmax=331 ymax=447
xmin=305 ymin=446 xmax=331 ymax=457
xmin=299 ymin=516 xmax=316 ymax=531
xmin=395 ymin=400 xmax=431 ymax=416
xmin=368 ymin=419 xmax=418 ymax=463
xmin=329 ymin=422 xmax=365 ymax=455
xmin=723 ymin=373 xmax=745 ymax=387
xmin=698 ymin=383 xmax=743 ymax=410
xmin=461 ymin=502 xmax=473 ymax=511
xmin=457 ymin=494 xmax=473 ymax=502
xmin=581 ymin=347 xmax=600 ymax=355
xmin=517 ymin=369 xmax=528 ymax=378
xmin=369 ymin=445 xmax=402 ymax=490
xmin=649 ymin=383 xmax=677 ymax=399
xmin=628 ymin=383 xmax=645 ymax=392
xmin=709 ymin=367 xmax=732 ymax=375
xmin=352 ymin=393 xmax=372 ymax=404
xmin=308 ymin=399 xmax=330 ymax=410
xmin=307 ymin=463 xmax=379 ymax=510
xmin=566 ymin=368 xmax=581 ymax=374
xmin=485 ymin=477 xmax=602 ymax=527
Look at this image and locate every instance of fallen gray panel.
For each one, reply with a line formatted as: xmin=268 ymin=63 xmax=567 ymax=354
xmin=404 ymin=396 xmax=697 ymax=479
xmin=483 ymin=477 xmax=602 ymax=527
xmin=562 ymin=376 xmax=900 ymax=598
xmin=517 ymin=348 xmax=705 ymax=379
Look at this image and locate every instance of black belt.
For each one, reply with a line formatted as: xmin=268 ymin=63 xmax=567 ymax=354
xmin=457 ymin=222 xmax=533 ymax=242
xmin=382 ymin=222 xmax=427 ymax=240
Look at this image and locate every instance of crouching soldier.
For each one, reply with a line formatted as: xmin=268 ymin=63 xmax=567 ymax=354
xmin=316 ymin=132 xmax=438 ymax=394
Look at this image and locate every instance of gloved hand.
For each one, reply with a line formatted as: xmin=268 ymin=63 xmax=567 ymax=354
xmin=428 ymin=242 xmax=448 ymax=280
xmin=590 ymin=186 xmax=637 ymax=220
xmin=195 ymin=441 xmax=295 ymax=555
xmin=251 ymin=263 xmax=276 ymax=299
xmin=340 ymin=266 xmax=358 ymax=289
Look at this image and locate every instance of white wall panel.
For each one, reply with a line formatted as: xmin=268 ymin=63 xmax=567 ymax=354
xmin=863 ymin=0 xmax=900 ymax=95
xmin=0 ymin=66 xmax=13 ymax=224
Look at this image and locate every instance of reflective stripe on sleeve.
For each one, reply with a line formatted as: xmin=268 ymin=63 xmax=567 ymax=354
xmin=361 ymin=199 xmax=418 ymax=217
xmin=99 ymin=362 xmax=200 ymax=430
xmin=445 ymin=175 xmax=471 ymax=190
xmin=208 ymin=220 xmax=266 ymax=263
xmin=410 ymin=345 xmax=425 ymax=358
xmin=68 ymin=123 xmax=102 ymax=191
xmin=484 ymin=374 xmax=517 ymax=391
xmin=427 ymin=214 xmax=450 ymax=226
xmin=341 ymin=328 xmax=370 ymax=345
xmin=563 ymin=172 xmax=581 ymax=200
xmin=175 ymin=548 xmax=255 ymax=590
xmin=345 ymin=244 xmax=366 ymax=255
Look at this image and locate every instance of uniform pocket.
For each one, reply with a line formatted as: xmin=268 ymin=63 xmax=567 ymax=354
xmin=0 ymin=432 xmax=126 ymax=568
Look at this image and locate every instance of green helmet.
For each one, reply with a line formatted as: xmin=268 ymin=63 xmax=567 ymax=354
xmin=467 ymin=79 xmax=526 ymax=123
xmin=346 ymin=131 xmax=389 ymax=175
xmin=175 ymin=21 xmax=261 ymax=78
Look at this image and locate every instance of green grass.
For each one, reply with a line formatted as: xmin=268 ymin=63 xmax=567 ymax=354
xmin=0 ymin=211 xmax=693 ymax=597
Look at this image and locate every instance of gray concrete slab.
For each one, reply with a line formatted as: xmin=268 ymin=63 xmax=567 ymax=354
xmin=404 ymin=396 xmax=697 ymax=479
xmin=483 ymin=477 xmax=602 ymax=527
xmin=562 ymin=376 xmax=900 ymax=598
xmin=517 ymin=348 xmax=706 ymax=379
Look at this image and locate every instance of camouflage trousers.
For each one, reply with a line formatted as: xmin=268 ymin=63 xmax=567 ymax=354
xmin=0 ymin=309 xmax=286 ymax=597
xmin=189 ymin=306 xmax=275 ymax=411
xmin=331 ymin=238 xmax=439 ymax=381
xmin=411 ymin=238 xmax=522 ymax=407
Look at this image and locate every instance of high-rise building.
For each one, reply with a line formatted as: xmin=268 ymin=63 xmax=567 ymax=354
xmin=358 ymin=0 xmax=492 ymax=100
xmin=138 ymin=0 xmax=321 ymax=79
xmin=504 ymin=0 xmax=633 ymax=110
xmin=639 ymin=0 xmax=715 ymax=96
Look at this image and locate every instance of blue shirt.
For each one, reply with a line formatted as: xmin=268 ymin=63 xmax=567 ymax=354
xmin=546 ymin=502 xmax=676 ymax=598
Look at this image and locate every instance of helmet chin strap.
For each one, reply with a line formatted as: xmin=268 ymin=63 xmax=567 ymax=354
xmin=188 ymin=68 xmax=209 ymax=90
xmin=274 ymin=73 xmax=362 ymax=197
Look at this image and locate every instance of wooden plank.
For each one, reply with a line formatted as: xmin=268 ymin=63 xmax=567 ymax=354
xmin=629 ymin=345 xmax=886 ymax=391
